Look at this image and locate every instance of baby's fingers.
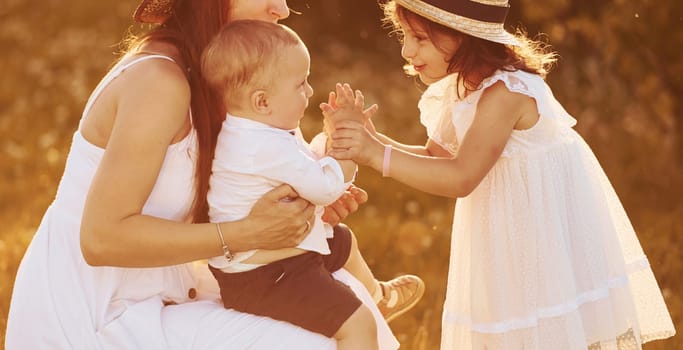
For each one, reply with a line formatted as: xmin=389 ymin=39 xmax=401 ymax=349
xmin=354 ymin=90 xmax=366 ymax=110
xmin=334 ymin=83 xmax=350 ymax=106
xmin=342 ymin=83 xmax=355 ymax=100
xmin=336 ymin=83 xmax=356 ymax=106
xmin=320 ymin=102 xmax=333 ymax=114
xmin=327 ymin=91 xmax=337 ymax=109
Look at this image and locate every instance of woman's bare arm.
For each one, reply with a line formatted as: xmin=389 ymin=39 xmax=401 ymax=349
xmin=80 ymin=60 xmax=313 ymax=267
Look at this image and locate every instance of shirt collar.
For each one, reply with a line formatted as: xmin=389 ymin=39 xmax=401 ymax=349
xmin=225 ymin=113 xmax=297 ymax=135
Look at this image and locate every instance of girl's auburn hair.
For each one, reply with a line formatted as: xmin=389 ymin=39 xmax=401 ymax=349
xmin=382 ymin=1 xmax=557 ymax=98
xmin=121 ymin=0 xmax=232 ymax=223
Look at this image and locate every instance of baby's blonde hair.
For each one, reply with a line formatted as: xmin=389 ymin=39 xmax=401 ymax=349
xmin=201 ymin=20 xmax=302 ymax=109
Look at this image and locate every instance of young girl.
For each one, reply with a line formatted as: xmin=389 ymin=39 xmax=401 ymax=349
xmin=325 ymin=0 xmax=676 ymax=349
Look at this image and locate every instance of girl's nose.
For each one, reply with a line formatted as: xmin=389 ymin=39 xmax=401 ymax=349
xmin=271 ymin=0 xmax=290 ymax=20
xmin=401 ymin=40 xmax=416 ymax=60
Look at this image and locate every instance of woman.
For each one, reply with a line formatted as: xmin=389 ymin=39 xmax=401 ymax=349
xmin=4 ymin=0 xmax=397 ymax=348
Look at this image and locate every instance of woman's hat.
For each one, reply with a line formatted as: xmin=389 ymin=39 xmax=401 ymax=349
xmin=133 ymin=0 xmax=174 ymax=24
xmin=394 ymin=0 xmax=519 ymax=46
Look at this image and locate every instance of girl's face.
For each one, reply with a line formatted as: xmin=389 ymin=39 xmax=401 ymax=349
xmin=399 ymin=17 xmax=460 ymax=84
xmin=230 ymin=0 xmax=290 ymax=23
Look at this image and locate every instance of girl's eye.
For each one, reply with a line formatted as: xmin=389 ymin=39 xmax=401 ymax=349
xmin=404 ymin=30 xmax=426 ymax=43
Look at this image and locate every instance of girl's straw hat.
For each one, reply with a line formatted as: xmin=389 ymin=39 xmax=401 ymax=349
xmin=133 ymin=0 xmax=174 ymax=24
xmin=394 ymin=0 xmax=519 ymax=46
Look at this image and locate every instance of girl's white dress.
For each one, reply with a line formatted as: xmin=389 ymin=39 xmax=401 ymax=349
xmin=4 ymin=55 xmax=398 ymax=350
xmin=419 ymin=70 xmax=675 ymax=350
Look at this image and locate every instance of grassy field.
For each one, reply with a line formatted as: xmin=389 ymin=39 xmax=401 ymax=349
xmin=1 ymin=0 xmax=681 ymax=349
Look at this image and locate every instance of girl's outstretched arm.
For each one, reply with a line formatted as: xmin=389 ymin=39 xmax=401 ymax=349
xmin=372 ymin=132 xmax=453 ymax=158
xmin=322 ymin=83 xmax=450 ymax=158
xmin=330 ymin=81 xmax=532 ymax=198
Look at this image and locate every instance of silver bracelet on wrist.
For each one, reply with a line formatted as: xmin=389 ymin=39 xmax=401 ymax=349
xmin=215 ymin=223 xmax=234 ymax=262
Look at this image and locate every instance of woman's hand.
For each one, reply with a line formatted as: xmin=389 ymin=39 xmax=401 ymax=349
xmin=322 ymin=185 xmax=369 ymax=226
xmin=243 ymin=184 xmax=316 ymax=250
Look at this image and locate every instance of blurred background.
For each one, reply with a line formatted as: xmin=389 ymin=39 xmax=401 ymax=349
xmin=1 ymin=0 xmax=681 ymax=348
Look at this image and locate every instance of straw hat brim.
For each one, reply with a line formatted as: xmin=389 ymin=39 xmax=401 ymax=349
xmin=134 ymin=0 xmax=174 ymax=24
xmin=395 ymin=0 xmax=519 ymax=46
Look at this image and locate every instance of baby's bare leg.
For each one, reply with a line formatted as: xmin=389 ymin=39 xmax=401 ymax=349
xmin=343 ymin=229 xmax=379 ymax=295
xmin=334 ymin=305 xmax=378 ymax=350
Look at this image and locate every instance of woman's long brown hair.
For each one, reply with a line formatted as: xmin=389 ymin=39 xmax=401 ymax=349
xmin=124 ymin=0 xmax=231 ymax=223
xmin=383 ymin=1 xmax=557 ymax=98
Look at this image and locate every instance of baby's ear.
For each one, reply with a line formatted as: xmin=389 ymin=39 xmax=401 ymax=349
xmin=251 ymin=90 xmax=270 ymax=114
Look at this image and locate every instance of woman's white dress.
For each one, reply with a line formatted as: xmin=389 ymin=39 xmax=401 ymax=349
xmin=5 ymin=55 xmax=398 ymax=350
xmin=418 ymin=70 xmax=675 ymax=349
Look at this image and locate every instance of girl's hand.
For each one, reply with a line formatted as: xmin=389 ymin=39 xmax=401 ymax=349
xmin=364 ymin=116 xmax=379 ymax=136
xmin=329 ymin=119 xmax=384 ymax=168
xmin=244 ymin=184 xmax=316 ymax=250
xmin=322 ymin=185 xmax=369 ymax=225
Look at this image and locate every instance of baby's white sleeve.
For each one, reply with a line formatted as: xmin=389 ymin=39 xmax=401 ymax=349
xmin=255 ymin=136 xmax=350 ymax=206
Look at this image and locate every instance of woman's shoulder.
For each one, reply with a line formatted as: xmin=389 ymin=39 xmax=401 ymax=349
xmin=119 ymin=42 xmax=188 ymax=89
xmin=114 ymin=54 xmax=190 ymax=106
xmin=109 ymin=46 xmax=192 ymax=137
xmin=134 ymin=40 xmax=185 ymax=66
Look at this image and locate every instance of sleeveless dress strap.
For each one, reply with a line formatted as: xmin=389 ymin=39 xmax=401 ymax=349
xmin=80 ymin=55 xmax=177 ymax=120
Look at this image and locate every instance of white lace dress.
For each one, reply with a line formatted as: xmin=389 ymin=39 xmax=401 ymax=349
xmin=418 ymin=70 xmax=675 ymax=350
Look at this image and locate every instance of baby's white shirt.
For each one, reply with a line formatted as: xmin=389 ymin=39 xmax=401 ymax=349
xmin=207 ymin=115 xmax=354 ymax=272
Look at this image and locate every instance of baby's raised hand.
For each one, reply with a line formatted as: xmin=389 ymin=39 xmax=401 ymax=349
xmin=321 ymin=83 xmax=377 ymax=124
xmin=333 ymin=83 xmax=360 ymax=115
xmin=321 ymin=83 xmax=378 ymax=138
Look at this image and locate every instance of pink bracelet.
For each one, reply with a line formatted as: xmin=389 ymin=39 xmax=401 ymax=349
xmin=382 ymin=144 xmax=392 ymax=177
